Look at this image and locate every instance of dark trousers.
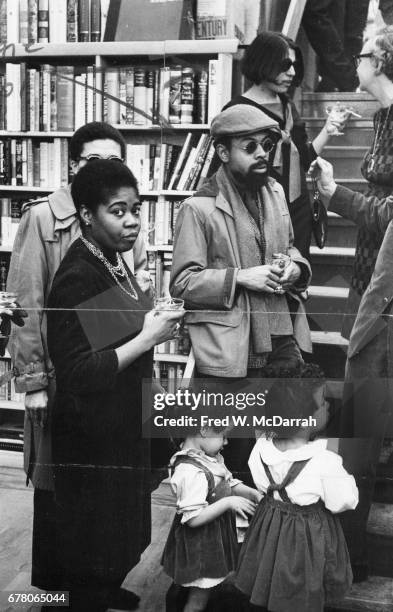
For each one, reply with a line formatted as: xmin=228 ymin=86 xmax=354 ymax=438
xmin=302 ymin=0 xmax=369 ymax=91
xmin=197 ymin=335 xmax=303 ymax=481
xmin=338 ymin=327 xmax=392 ymax=573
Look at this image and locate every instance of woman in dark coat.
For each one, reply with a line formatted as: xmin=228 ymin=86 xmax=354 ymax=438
xmin=46 ymin=160 xmax=184 ymax=611
xmin=224 ymin=31 xmax=351 ymax=258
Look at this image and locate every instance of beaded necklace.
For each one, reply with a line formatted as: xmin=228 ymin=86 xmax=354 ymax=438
xmin=81 ymin=236 xmax=139 ymax=301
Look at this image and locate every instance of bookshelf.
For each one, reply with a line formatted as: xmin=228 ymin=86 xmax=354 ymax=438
xmin=0 ymin=35 xmax=239 ymax=419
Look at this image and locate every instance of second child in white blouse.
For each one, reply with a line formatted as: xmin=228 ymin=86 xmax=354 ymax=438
xmin=235 ymin=364 xmax=359 ymax=612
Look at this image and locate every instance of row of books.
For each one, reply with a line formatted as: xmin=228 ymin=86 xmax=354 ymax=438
xmin=153 ymin=362 xmax=186 ymax=395
xmin=0 ymin=138 xmax=69 ymax=188
xmin=103 ymin=64 xmax=214 ymax=126
xmin=128 ymin=134 xmax=214 ymax=194
xmin=2 ymin=64 xmax=101 ymax=132
xmin=0 ymin=358 xmax=24 ymax=402
xmin=140 ymin=200 xmax=182 ymax=247
xmin=156 ymin=331 xmax=191 ymax=358
xmin=2 ymin=61 xmax=223 ymax=132
xmin=0 ymin=0 xmax=108 ymax=44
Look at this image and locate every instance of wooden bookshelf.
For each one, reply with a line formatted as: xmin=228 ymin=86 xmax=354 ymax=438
xmin=0 ymin=36 xmax=241 ymax=412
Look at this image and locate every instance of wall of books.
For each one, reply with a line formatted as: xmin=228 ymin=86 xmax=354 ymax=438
xmin=0 ymin=1 xmax=240 ymax=415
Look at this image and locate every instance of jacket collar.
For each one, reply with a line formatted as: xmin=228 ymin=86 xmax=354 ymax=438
xmin=48 ymin=185 xmax=77 ymax=232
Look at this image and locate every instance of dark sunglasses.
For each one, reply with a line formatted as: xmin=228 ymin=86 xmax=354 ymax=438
xmin=78 ymin=154 xmax=124 ymax=163
xmin=352 ymin=53 xmax=373 ymax=68
xmin=279 ymin=58 xmax=300 ymax=73
xmin=237 ymin=136 xmax=276 ymax=155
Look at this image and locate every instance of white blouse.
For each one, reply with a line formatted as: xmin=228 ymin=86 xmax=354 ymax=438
xmin=248 ymin=437 xmax=358 ymax=513
xmin=169 ymin=448 xmax=242 ymax=524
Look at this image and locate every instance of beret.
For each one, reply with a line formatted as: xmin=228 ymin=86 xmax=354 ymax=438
xmin=211 ymin=104 xmax=280 ymax=139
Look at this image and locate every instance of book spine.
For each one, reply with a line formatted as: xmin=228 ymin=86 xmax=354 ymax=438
xmin=66 ymin=0 xmax=78 ymax=42
xmin=104 ymin=67 xmax=120 ymax=124
xmin=26 ymin=137 xmax=33 ymax=185
xmin=0 ymin=76 xmax=5 ymax=131
xmin=1 ymin=199 xmax=11 ymax=246
xmin=118 ymin=67 xmax=127 ymax=124
xmin=152 ymin=69 xmax=159 ymax=124
xmin=21 ymin=139 xmax=28 ymax=184
xmin=169 ymin=65 xmax=182 ymax=124
xmin=49 ymin=0 xmax=67 ymax=43
xmin=133 ymin=68 xmax=147 ymax=126
xmin=32 ymin=140 xmax=40 ymax=185
xmin=39 ymin=141 xmax=49 ymax=187
xmin=125 ymin=67 xmax=134 ymax=125
xmin=15 ymin=139 xmax=23 ymax=186
xmin=56 ymin=65 xmax=74 ymax=131
xmin=196 ymin=69 xmax=208 ymax=124
xmin=10 ymin=139 xmax=16 ymax=185
xmin=180 ymin=67 xmax=195 ymax=124
xmin=20 ymin=63 xmax=27 ymax=132
xmin=50 ymin=66 xmax=57 ymax=131
xmin=7 ymin=0 xmax=20 ymax=44
xmin=78 ymin=0 xmax=90 ymax=42
xmin=28 ymin=0 xmax=38 ymax=44
xmin=0 ymin=141 xmax=5 ymax=184
xmin=10 ymin=199 xmax=21 ymax=247
xmin=196 ymin=140 xmax=215 ymax=188
xmin=145 ymin=70 xmax=154 ymax=126
xmin=38 ymin=0 xmax=49 ymax=43
xmin=3 ymin=139 xmax=11 ymax=184
xmin=0 ymin=0 xmax=7 ymax=44
xmin=90 ymin=0 xmax=101 ymax=42
xmin=6 ymin=65 xmax=21 ymax=131
xmin=74 ymin=70 xmax=86 ymax=130
xmin=60 ymin=137 xmax=68 ymax=186
xmin=33 ymin=69 xmax=40 ymax=130
xmin=167 ymin=132 xmax=192 ymax=190
xmin=39 ymin=64 xmax=51 ymax=132
xmin=207 ymin=59 xmax=219 ymax=122
xmin=19 ymin=0 xmax=29 ymax=45
xmin=86 ymin=65 xmax=94 ymax=123
xmin=159 ymin=66 xmax=170 ymax=124
xmin=94 ymin=63 xmax=103 ymax=121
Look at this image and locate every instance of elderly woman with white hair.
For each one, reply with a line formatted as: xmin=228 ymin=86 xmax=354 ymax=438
xmin=313 ymin=27 xmax=393 ymax=583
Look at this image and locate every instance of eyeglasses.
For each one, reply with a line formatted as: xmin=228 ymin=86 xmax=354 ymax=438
xmin=279 ymin=58 xmax=300 ymax=73
xmin=352 ymin=53 xmax=373 ymax=68
xmin=236 ymin=136 xmax=276 ymax=155
xmin=78 ymin=154 xmax=124 ymax=163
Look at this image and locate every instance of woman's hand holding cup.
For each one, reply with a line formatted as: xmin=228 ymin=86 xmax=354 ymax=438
xmin=143 ymin=300 xmax=185 ymax=347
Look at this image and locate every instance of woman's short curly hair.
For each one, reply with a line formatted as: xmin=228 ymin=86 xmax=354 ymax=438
xmin=374 ymin=27 xmax=393 ymax=82
xmin=241 ymin=31 xmax=304 ymax=87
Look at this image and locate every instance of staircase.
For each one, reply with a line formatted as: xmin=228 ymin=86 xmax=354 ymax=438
xmin=302 ymin=92 xmax=393 ymax=611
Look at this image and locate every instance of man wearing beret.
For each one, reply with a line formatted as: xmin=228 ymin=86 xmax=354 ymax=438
xmin=170 ymin=105 xmax=312 ymax=451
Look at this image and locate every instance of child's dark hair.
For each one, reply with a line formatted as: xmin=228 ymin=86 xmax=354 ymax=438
xmin=261 ymin=363 xmax=326 ymax=438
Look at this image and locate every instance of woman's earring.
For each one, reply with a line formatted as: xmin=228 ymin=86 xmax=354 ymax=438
xmin=84 ymin=221 xmax=91 ymax=226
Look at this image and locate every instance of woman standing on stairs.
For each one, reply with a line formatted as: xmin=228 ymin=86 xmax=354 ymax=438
xmin=224 ymin=31 xmax=351 ymax=258
xmin=311 ymin=28 xmax=393 ymax=583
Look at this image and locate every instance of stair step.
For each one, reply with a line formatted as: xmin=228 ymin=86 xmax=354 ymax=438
xmin=311 ymin=330 xmax=348 ymax=347
xmin=307 ymin=286 xmax=348 ymax=333
xmin=307 ymin=178 xmax=368 ymax=199
xmin=312 ymin=213 xmax=358 ymax=249
xmin=309 ymin=286 xmax=349 ymax=298
xmin=309 ymin=246 xmax=355 ymax=285
xmin=327 ymin=576 xmax=393 ymax=611
xmin=302 ymin=92 xmax=379 ymax=119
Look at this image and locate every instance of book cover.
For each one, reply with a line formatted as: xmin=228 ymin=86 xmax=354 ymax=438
xmin=180 ymin=67 xmax=195 ymax=124
xmin=104 ymin=0 xmax=195 ymax=42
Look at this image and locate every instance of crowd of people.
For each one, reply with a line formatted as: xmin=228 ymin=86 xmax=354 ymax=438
xmin=3 ymin=19 xmax=393 ymax=612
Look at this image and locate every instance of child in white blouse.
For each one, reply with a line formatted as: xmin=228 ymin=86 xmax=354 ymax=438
xmin=235 ymin=364 xmax=359 ymax=612
xmin=162 ymin=422 xmax=261 ymax=612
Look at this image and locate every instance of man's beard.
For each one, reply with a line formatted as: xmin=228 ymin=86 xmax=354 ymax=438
xmin=231 ymin=165 xmax=269 ymax=189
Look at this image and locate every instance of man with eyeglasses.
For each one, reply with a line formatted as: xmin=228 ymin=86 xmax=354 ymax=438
xmin=170 ymin=105 xmax=312 ymax=473
xmin=6 ymin=121 xmax=147 ymax=605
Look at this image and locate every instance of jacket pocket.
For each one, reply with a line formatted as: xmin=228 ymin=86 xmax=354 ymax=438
xmin=185 ymin=308 xmax=243 ymax=327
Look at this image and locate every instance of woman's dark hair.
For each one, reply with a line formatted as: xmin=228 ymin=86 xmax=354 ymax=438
xmin=71 ymin=159 xmax=139 ymax=216
xmin=242 ymin=31 xmax=304 ymax=87
xmin=374 ymin=28 xmax=393 ymax=82
xmin=70 ymin=121 xmax=127 ymax=161
xmin=261 ymin=363 xmax=326 ymax=438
